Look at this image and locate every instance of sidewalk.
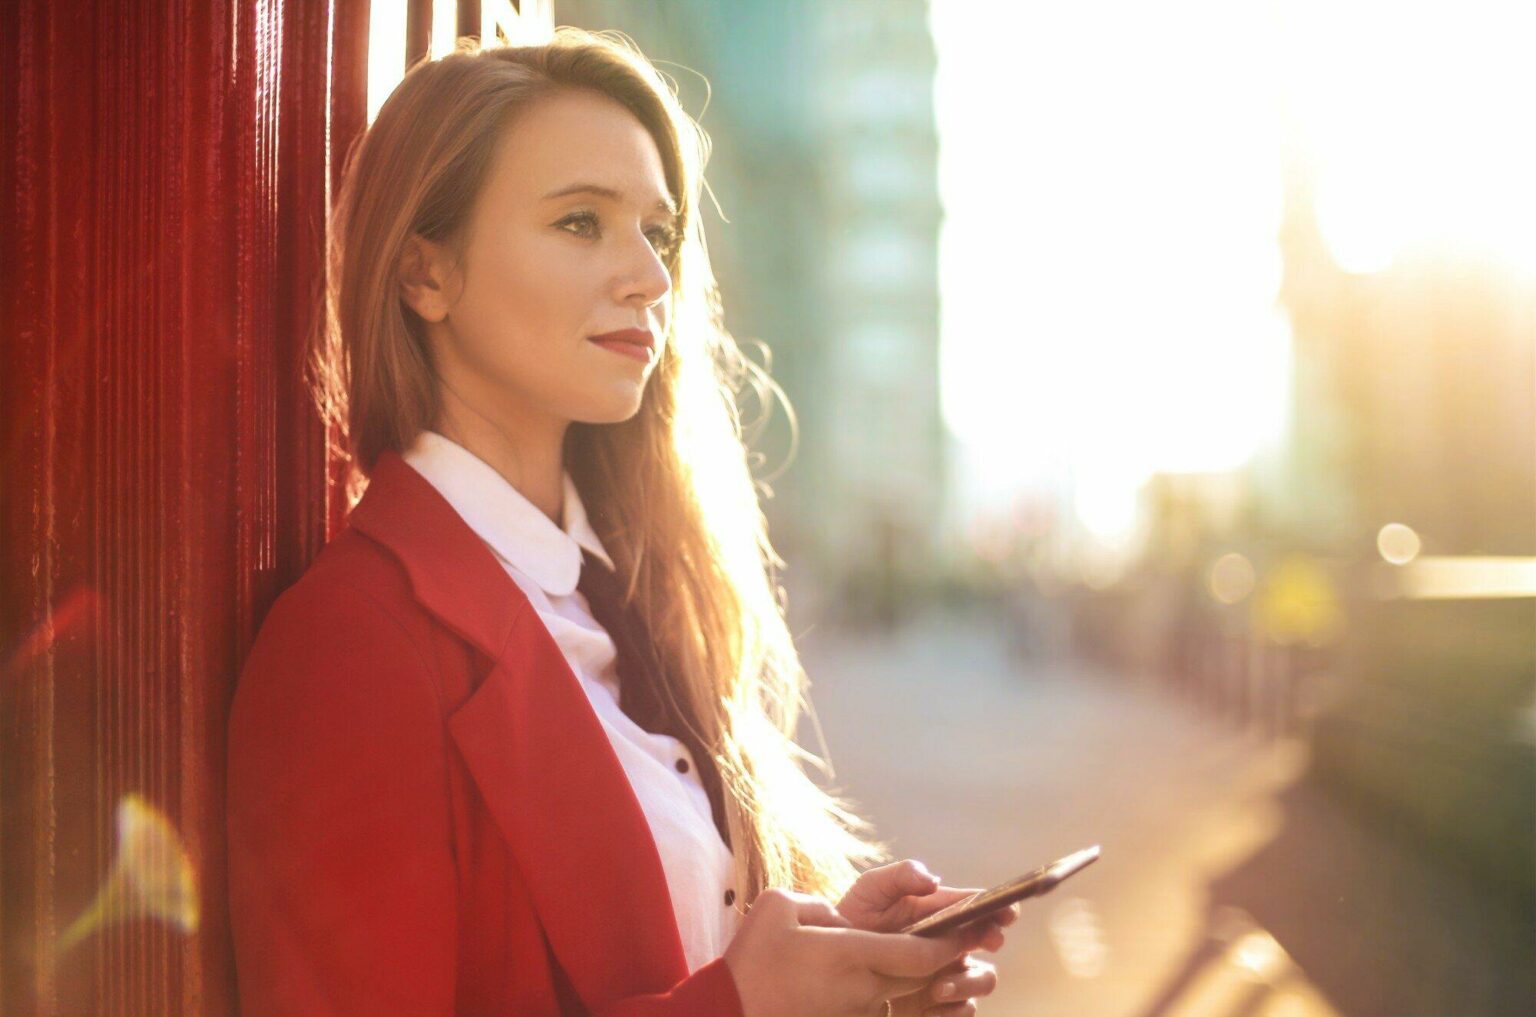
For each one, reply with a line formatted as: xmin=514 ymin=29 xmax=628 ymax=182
xmin=795 ymin=611 xmax=1533 ymax=1016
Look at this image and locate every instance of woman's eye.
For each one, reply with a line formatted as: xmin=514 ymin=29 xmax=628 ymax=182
xmin=556 ymin=211 xmax=678 ymax=259
xmin=556 ymin=211 xmax=600 ymax=237
xmin=646 ymin=225 xmax=681 ymax=256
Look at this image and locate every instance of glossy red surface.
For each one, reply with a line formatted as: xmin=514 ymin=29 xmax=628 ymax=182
xmin=1 ymin=0 xmax=370 ymax=1011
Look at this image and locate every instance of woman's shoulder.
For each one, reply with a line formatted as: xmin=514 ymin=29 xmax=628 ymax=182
xmin=243 ymin=525 xmax=439 ymax=686
xmin=275 ymin=520 xmax=403 ymax=599
xmin=287 ymin=523 xmax=416 ymax=609
xmin=228 ymin=527 xmax=458 ymax=817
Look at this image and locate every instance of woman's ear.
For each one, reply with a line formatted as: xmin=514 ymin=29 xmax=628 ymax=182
xmin=398 ymin=233 xmax=455 ymax=323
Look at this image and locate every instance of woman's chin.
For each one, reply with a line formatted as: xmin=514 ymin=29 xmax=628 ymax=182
xmin=572 ymin=389 xmax=646 ymax=426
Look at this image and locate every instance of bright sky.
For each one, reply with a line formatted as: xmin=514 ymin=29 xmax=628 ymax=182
xmin=1280 ymin=0 xmax=1536 ymax=275
xmin=930 ymin=0 xmax=1536 ymax=549
xmin=367 ymin=0 xmax=407 ymax=124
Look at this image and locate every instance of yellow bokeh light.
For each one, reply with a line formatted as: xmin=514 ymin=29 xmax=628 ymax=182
xmin=1252 ymin=553 xmax=1345 ymax=646
xmin=58 ymin=794 xmax=199 ymax=954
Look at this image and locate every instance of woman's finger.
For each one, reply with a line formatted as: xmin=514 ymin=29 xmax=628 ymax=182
xmin=927 ymin=956 xmax=997 ymax=1006
xmin=952 ymin=916 xmax=1010 ymax=954
xmin=853 ymin=860 xmax=943 ymax=911
xmin=932 ymin=955 xmax=969 ymax=977
xmin=763 ymin=888 xmax=852 ymax=928
xmin=961 ymin=905 xmax=1017 ymax=936
xmin=795 ymin=896 xmax=854 ymax=928
xmin=901 ymin=886 xmax=985 ymax=931
xmin=976 ymin=920 xmax=1010 ymax=953
xmin=921 ymin=1003 xmax=977 ymax=1016
xmin=838 ymin=925 xmax=969 ymax=981
xmin=922 ymin=1004 xmax=977 ymax=1017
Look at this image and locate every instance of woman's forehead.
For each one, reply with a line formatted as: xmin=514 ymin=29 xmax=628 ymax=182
xmin=489 ymin=90 xmax=671 ymax=210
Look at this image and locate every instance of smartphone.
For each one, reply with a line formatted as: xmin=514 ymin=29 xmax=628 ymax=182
xmin=898 ymin=845 xmax=1101 ymax=938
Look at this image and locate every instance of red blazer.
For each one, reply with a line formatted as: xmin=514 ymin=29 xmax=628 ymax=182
xmin=226 ymin=450 xmax=745 ymax=1015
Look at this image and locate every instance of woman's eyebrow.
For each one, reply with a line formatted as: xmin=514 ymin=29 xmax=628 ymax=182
xmin=541 ymin=182 xmax=677 ymax=217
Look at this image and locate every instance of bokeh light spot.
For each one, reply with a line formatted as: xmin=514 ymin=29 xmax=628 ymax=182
xmin=1209 ymin=552 xmax=1258 ymax=605
xmin=1377 ymin=522 xmax=1422 ymax=565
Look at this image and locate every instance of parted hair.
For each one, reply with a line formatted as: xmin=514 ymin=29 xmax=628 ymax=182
xmin=309 ymin=26 xmax=889 ymax=911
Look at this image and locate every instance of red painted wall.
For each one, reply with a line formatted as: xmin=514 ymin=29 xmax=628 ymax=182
xmin=1 ymin=2 xmax=368 ymax=1012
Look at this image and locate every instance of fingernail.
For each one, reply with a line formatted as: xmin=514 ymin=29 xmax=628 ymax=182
xmin=935 ymin=981 xmax=956 ymax=1000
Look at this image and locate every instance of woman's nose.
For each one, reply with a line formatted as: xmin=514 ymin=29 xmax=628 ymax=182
xmin=616 ymin=232 xmax=672 ymax=308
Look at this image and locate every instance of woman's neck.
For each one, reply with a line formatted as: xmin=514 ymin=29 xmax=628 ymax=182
xmin=433 ymin=396 xmax=567 ymax=526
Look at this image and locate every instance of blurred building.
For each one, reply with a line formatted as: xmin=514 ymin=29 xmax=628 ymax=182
xmin=556 ymin=1 xmax=947 ymax=620
xmin=803 ymin=3 xmax=946 ymax=622
xmin=1072 ymin=109 xmax=1536 ymax=900
xmin=1272 ymin=151 xmax=1536 ymax=898
xmin=1276 ymin=167 xmax=1536 ymax=555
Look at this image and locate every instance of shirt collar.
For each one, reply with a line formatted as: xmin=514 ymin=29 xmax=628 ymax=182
xmin=401 ymin=429 xmax=615 ymax=597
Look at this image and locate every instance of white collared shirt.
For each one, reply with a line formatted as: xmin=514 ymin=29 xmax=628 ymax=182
xmin=403 ymin=430 xmax=741 ymax=974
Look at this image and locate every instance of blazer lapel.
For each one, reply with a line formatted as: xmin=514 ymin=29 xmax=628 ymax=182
xmin=347 ymin=451 xmax=692 ymax=1005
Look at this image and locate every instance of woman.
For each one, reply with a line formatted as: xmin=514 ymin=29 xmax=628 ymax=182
xmin=226 ymin=28 xmax=1016 ymax=1016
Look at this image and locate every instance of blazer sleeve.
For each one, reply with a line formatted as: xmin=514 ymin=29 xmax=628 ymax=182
xmin=592 ymin=956 xmax=745 ymax=1016
xmin=226 ymin=578 xmax=458 ymax=1015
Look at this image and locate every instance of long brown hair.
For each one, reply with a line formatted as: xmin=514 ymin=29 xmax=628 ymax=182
xmin=310 ymin=28 xmax=889 ymax=910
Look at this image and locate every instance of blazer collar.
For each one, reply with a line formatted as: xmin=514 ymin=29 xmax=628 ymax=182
xmin=347 ymin=450 xmax=520 ymax=659
xmin=347 ymin=450 xmax=694 ymax=1005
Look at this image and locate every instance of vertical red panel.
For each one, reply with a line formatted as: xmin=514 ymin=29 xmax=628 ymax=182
xmin=0 ymin=1 xmax=369 ymax=1013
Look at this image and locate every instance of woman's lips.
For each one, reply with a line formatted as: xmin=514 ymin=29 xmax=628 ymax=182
xmin=589 ymin=338 xmax=652 ymax=363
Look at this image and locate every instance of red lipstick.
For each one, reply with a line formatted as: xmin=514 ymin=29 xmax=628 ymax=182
xmin=588 ymin=327 xmax=655 ymax=364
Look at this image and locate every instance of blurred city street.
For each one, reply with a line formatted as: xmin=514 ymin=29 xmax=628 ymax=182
xmin=798 ymin=609 xmax=1535 ymax=1017
xmin=4 ymin=2 xmax=1532 ymax=1011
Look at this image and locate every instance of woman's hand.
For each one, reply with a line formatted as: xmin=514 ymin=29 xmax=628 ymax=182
xmin=836 ymin=860 xmax=1019 ymax=1015
xmin=722 ymin=888 xmax=976 ymax=1016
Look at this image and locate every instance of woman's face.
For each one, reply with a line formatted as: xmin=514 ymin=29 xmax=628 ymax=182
xmin=402 ymin=87 xmax=678 ymax=429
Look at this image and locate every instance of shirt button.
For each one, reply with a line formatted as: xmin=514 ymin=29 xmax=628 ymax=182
xmin=675 ymin=758 xmax=690 ymax=773
xmin=723 ymin=888 xmax=736 ymax=907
